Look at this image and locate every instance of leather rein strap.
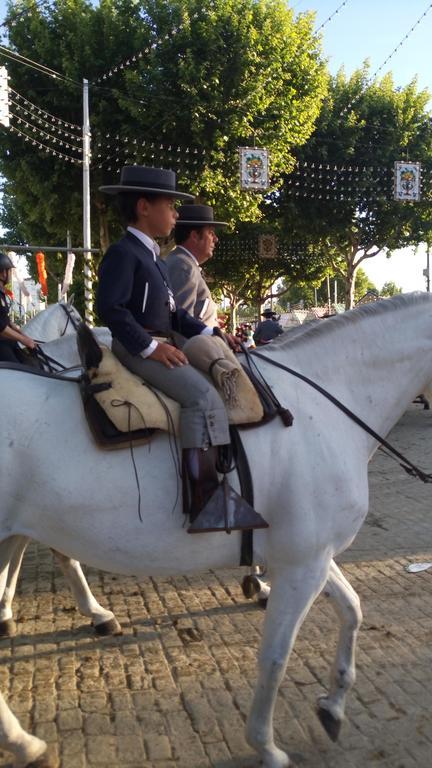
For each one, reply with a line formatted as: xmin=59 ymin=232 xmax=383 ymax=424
xmin=249 ymin=348 xmax=432 ymax=484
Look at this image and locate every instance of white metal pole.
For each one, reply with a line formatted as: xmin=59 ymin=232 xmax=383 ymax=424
xmin=82 ymin=78 xmax=93 ymax=326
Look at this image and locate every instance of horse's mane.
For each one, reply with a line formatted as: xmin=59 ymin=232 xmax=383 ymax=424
xmin=270 ymin=292 xmax=431 ymax=351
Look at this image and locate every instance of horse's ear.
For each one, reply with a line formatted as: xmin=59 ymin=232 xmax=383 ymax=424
xmin=68 ymin=293 xmax=75 ymax=306
xmin=76 ymin=322 xmax=102 ymax=370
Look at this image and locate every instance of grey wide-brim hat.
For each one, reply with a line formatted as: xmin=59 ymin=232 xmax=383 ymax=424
xmin=99 ymin=165 xmax=194 ymax=201
xmin=175 ymin=204 xmax=228 ymax=227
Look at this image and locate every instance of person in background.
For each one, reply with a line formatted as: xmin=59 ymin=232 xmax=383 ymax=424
xmin=253 ymin=308 xmax=284 ymax=345
xmin=165 ymin=204 xmax=228 ymax=328
xmin=0 ymin=253 xmax=37 ymax=363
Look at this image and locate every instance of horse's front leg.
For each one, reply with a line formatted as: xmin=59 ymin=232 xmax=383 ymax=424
xmin=0 ymin=536 xmax=31 ymax=637
xmin=317 ymin=560 xmax=363 ymax=741
xmin=0 ymin=691 xmax=48 ymax=768
xmin=52 ymin=551 xmax=122 ymax=635
xmin=246 ymin=560 xmax=330 ymax=768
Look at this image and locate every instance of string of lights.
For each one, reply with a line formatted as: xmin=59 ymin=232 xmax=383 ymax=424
xmin=10 ymin=111 xmax=82 ymax=152
xmin=93 ymin=148 xmax=203 ymax=172
xmin=93 ymin=135 xmax=206 ymax=170
xmin=371 ymin=2 xmax=432 ymax=83
xmin=93 ymin=10 xmax=202 ymax=84
xmin=341 ymin=2 xmax=432 ymax=116
xmin=10 ymin=89 xmax=81 ymax=131
xmin=10 ymin=98 xmax=82 ymax=141
xmin=8 ymin=123 xmax=82 ymax=164
xmin=284 ymin=161 xmax=432 ymax=201
xmin=315 ymin=0 xmax=350 ymax=33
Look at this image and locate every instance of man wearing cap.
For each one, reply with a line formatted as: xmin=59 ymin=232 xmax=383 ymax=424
xmin=253 ymin=308 xmax=284 ymax=345
xmin=97 ymin=166 xmax=267 ymax=534
xmin=165 ymin=204 xmax=227 ymax=328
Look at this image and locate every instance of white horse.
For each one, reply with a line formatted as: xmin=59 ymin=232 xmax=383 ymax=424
xmin=23 ymin=300 xmax=83 ymax=341
xmin=0 ymin=303 xmax=118 ymax=638
xmin=2 ymin=292 xmax=432 ymax=767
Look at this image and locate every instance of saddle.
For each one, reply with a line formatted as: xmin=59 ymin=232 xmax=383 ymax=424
xmin=76 ymin=324 xmax=289 ymax=450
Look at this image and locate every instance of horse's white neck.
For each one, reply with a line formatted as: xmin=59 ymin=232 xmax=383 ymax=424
xmin=268 ymin=294 xmax=432 ymax=450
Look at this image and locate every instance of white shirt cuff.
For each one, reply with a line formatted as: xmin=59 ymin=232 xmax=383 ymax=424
xmin=200 ymin=326 xmax=213 ymax=336
xmin=140 ymin=339 xmax=158 ymax=358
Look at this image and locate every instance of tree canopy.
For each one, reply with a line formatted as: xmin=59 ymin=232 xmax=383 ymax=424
xmin=0 ymin=0 xmax=328 ymax=253
xmin=276 ymin=65 xmax=432 ymax=307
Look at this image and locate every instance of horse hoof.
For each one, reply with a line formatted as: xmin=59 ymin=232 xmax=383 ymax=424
xmin=317 ymin=705 xmax=342 ymax=742
xmin=94 ymin=617 xmax=122 ymax=636
xmin=241 ymin=575 xmax=261 ymax=600
xmin=0 ymin=618 xmax=17 ymax=637
xmin=258 ymin=597 xmax=268 ymax=609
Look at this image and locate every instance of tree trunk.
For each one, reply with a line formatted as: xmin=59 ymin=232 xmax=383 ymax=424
xmin=344 ymin=248 xmax=359 ymax=310
xmin=229 ymin=302 xmax=238 ymax=331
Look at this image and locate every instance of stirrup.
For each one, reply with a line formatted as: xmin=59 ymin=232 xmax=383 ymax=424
xmin=187 ymin=476 xmax=269 ymax=534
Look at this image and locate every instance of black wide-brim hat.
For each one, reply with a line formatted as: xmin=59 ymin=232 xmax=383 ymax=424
xmin=261 ymin=309 xmax=278 ymax=317
xmin=175 ymin=204 xmax=228 ymax=227
xmin=99 ymin=165 xmax=194 ymax=201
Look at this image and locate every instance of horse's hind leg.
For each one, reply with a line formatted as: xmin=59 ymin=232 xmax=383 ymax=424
xmin=246 ymin=559 xmax=330 ymax=768
xmin=317 ymin=559 xmax=363 ymax=742
xmin=52 ymin=551 xmax=122 ymax=635
xmin=0 ymin=691 xmax=48 ymax=767
xmin=0 ymin=536 xmax=31 ymax=637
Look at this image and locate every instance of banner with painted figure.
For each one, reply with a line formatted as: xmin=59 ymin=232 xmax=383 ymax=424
xmin=393 ymin=161 xmax=421 ymax=201
xmin=239 ymin=147 xmax=269 ymax=191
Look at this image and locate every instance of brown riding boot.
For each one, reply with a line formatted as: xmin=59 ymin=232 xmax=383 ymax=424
xmin=184 ymin=447 xmax=269 ymax=534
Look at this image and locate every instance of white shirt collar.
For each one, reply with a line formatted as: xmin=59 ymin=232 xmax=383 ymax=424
xmin=127 ymin=226 xmax=160 ymax=261
xmin=177 ymin=245 xmax=200 ymax=268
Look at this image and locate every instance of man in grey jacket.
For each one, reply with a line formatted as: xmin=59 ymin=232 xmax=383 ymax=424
xmin=165 ymin=204 xmax=228 ymax=328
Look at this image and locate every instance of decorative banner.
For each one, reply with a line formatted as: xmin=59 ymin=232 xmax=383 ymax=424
xmin=8 ymin=251 xmax=30 ymax=298
xmin=61 ymin=251 xmax=76 ymax=297
xmin=239 ymin=147 xmax=269 ymax=191
xmin=35 ymin=251 xmax=48 ymax=297
xmin=258 ymin=234 xmax=278 ymax=258
xmin=394 ymin=161 xmax=421 ymax=201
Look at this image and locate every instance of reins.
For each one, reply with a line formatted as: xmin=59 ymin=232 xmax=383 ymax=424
xmin=247 ymin=346 xmax=432 ymax=484
xmin=59 ymin=302 xmax=80 ymax=336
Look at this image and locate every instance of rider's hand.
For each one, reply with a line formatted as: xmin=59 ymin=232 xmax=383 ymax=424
xmin=225 ymin=333 xmax=242 ymax=353
xmin=148 ymin=342 xmax=189 ymax=369
xmin=21 ymin=335 xmax=37 ymax=350
xmin=213 ymin=326 xmax=241 ymax=353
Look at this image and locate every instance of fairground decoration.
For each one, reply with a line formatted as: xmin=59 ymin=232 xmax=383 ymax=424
xmin=258 ymin=234 xmax=278 ymax=258
xmin=35 ymin=251 xmax=48 ymax=297
xmin=239 ymin=147 xmax=269 ymax=191
xmin=394 ymin=161 xmax=421 ymax=202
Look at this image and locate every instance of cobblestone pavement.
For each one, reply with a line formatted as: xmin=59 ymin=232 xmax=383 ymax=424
xmin=2 ymin=405 xmax=432 ymax=768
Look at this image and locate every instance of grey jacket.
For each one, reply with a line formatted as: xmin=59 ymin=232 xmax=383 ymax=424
xmin=165 ymin=246 xmax=218 ymax=328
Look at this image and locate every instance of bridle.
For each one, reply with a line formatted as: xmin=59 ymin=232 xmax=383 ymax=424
xmin=243 ymin=344 xmax=432 ymax=484
xmin=58 ymin=302 xmax=80 ymax=336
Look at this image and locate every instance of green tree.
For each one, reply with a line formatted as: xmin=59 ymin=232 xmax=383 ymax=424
xmin=380 ymin=280 xmax=402 ymax=297
xmin=277 ymin=266 xmax=376 ymax=309
xmin=206 ymin=222 xmax=326 ymax=328
xmin=0 ymin=0 xmax=328 ymax=309
xmin=277 ymin=65 xmax=432 ymax=308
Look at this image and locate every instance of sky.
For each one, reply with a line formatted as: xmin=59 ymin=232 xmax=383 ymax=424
xmin=299 ymin=0 xmax=431 ymax=291
xmin=0 ymin=0 xmax=430 ymax=290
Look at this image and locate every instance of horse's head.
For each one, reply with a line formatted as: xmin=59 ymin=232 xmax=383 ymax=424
xmin=23 ymin=301 xmax=83 ymax=342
